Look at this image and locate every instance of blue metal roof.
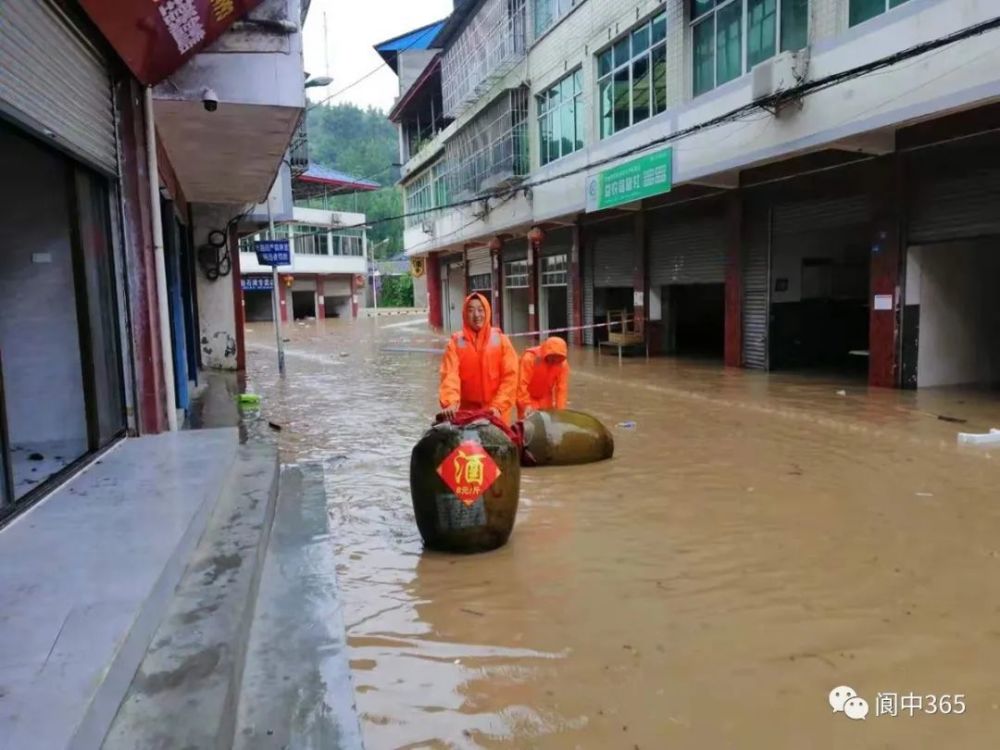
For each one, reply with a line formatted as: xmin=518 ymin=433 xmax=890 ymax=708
xmin=374 ymin=19 xmax=448 ymax=71
xmin=296 ymin=164 xmax=380 ymax=191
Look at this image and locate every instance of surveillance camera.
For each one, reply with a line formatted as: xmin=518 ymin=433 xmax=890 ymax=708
xmin=202 ymin=88 xmax=219 ymax=113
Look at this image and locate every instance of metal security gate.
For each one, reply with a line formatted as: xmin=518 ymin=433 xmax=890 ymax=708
xmin=742 ymin=204 xmax=770 ymax=370
xmin=592 ymin=222 xmax=634 ymax=288
xmin=908 ymin=138 xmax=1000 ymax=244
xmin=772 ymin=195 xmax=872 ymax=237
xmin=583 ymin=239 xmax=595 ymax=345
xmin=467 ymin=246 xmax=492 ymax=289
xmin=648 ymin=210 xmax=726 ymax=286
xmin=0 ymin=0 xmax=117 ymax=175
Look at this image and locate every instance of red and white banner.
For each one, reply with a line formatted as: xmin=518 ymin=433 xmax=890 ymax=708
xmin=79 ymin=0 xmax=266 ymax=85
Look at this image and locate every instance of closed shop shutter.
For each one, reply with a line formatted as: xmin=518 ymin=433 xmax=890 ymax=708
xmin=466 ymin=247 xmax=491 ymax=291
xmin=541 ymin=228 xmax=573 ymax=257
xmin=742 ymin=205 xmax=770 ymax=370
xmin=773 ymin=195 xmax=871 ymax=236
xmin=467 ymin=247 xmax=491 ymax=277
xmin=648 ymin=210 xmax=726 ymax=286
xmin=592 ymin=222 xmax=634 ymax=287
xmin=583 ymin=239 xmax=594 ymax=346
xmin=908 ymin=140 xmax=1000 ymax=243
xmin=0 ymin=0 xmax=117 ymax=175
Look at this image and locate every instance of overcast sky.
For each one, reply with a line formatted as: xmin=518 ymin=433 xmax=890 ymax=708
xmin=302 ymin=0 xmax=453 ymax=111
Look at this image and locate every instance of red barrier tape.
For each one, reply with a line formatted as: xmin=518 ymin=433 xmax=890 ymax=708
xmin=504 ymin=317 xmax=638 ymax=339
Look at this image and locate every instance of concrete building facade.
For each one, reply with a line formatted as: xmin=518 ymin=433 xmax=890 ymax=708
xmin=381 ymin=0 xmax=1000 ymax=391
xmin=0 ymin=0 xmax=313 ymax=522
xmin=239 ymin=206 xmax=370 ymax=322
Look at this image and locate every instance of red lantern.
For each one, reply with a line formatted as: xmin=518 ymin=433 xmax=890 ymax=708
xmin=488 ymin=236 xmax=503 ymax=252
xmin=527 ymin=226 xmax=545 ymax=248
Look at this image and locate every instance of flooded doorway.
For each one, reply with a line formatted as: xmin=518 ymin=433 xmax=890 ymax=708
xmin=593 ymin=287 xmax=633 ymax=344
xmin=503 ymin=258 xmax=530 ymax=335
xmin=905 ymin=241 xmax=1000 ymax=388
xmin=658 ymin=283 xmax=725 ymax=358
xmin=769 ymin=195 xmax=872 ymax=377
xmin=445 ymin=260 xmax=465 ymax=332
xmin=244 ymin=289 xmax=274 ymax=322
xmin=292 ymin=291 xmax=316 ymax=320
xmin=539 ymin=252 xmax=568 ymax=335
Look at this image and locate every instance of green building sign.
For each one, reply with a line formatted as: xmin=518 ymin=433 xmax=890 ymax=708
xmin=585 ymin=147 xmax=673 ymax=213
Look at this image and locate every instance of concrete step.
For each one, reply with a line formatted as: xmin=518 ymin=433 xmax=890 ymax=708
xmin=102 ymin=441 xmax=280 ymax=750
xmin=0 ymin=429 xmax=240 ymax=750
xmin=233 ymin=463 xmax=364 ymax=750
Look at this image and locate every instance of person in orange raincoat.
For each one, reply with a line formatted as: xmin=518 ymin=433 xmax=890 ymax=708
xmin=439 ymin=293 xmax=519 ymax=421
xmin=516 ymin=336 xmax=569 ymax=419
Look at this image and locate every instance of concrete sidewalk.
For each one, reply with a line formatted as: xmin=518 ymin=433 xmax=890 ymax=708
xmin=0 ymin=429 xmax=239 ymax=750
xmin=234 ymin=463 xmax=364 ymax=749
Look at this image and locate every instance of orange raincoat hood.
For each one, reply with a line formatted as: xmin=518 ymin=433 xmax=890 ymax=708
xmin=462 ymin=292 xmax=494 ymax=349
xmin=438 ymin=292 xmax=519 ymax=420
xmin=539 ymin=336 xmax=568 ymax=360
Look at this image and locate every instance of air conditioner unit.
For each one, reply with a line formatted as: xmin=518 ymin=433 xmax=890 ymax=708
xmin=751 ymin=49 xmax=810 ymax=104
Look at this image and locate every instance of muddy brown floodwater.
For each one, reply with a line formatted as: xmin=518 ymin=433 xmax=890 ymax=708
xmin=245 ymin=317 xmax=1000 ymax=750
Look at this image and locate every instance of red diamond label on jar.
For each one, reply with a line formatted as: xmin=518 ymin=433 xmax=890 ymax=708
xmin=437 ymin=441 xmax=501 ymax=506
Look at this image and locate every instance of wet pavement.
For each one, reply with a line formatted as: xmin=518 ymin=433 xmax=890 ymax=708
xmin=244 ymin=317 xmax=1000 ymax=749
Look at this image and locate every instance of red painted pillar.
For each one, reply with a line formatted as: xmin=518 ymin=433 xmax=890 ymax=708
xmin=632 ymin=212 xmax=647 ymax=338
xmin=316 ymin=276 xmax=326 ymax=320
xmin=279 ymin=276 xmax=290 ymax=323
xmin=724 ymin=194 xmax=743 ymax=368
xmin=571 ymin=221 xmax=583 ymax=346
xmin=869 ymin=156 xmax=903 ymax=388
xmin=115 ymin=77 xmax=166 ymax=434
xmin=491 ymin=240 xmax=503 ymax=329
xmin=427 ymin=253 xmax=443 ymax=329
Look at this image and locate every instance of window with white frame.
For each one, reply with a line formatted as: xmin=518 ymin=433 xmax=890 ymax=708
xmin=541 ymin=253 xmax=568 ymax=286
xmin=533 ymin=0 xmax=577 ymax=38
xmin=404 ymin=171 xmax=433 ymax=228
xmin=504 ymin=260 xmax=529 ymax=288
xmin=538 ymin=70 xmax=584 ymax=166
xmin=331 ymin=233 xmax=363 ymax=257
xmin=598 ymin=12 xmax=667 ymax=140
xmin=293 ymin=227 xmax=326 ymax=256
xmin=691 ymin=0 xmax=808 ymax=98
xmin=469 ymin=273 xmax=492 ymax=292
xmin=849 ymin=0 xmax=910 ymax=27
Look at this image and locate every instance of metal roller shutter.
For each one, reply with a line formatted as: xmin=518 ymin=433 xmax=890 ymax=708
xmin=773 ymin=195 xmax=871 ymax=236
xmin=503 ymin=239 xmax=528 ymax=262
xmin=0 ymin=0 xmax=117 ymax=175
xmin=908 ymin=142 xmax=1000 ymax=243
xmin=648 ymin=211 xmax=726 ymax=286
xmin=541 ymin=228 xmax=572 ymax=257
xmin=467 ymin=247 xmax=492 ymax=277
xmin=592 ymin=222 xmax=634 ymax=287
xmin=583 ymin=238 xmax=595 ymax=346
xmin=742 ymin=206 xmax=770 ymax=370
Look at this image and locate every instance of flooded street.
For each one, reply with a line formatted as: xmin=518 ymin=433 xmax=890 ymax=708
xmin=245 ymin=317 xmax=1000 ymax=750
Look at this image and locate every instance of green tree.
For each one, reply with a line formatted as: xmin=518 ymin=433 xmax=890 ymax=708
xmin=305 ymin=103 xmax=403 ymax=259
xmin=378 ymin=275 xmax=415 ymax=308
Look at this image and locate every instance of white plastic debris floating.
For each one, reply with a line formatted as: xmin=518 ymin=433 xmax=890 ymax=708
xmin=957 ymin=428 xmax=1000 ymax=446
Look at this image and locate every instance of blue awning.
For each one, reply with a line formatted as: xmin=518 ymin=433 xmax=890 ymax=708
xmin=374 ymin=19 xmax=448 ymax=72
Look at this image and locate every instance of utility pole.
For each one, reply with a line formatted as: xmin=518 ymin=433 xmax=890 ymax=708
xmin=267 ymin=197 xmax=286 ymax=377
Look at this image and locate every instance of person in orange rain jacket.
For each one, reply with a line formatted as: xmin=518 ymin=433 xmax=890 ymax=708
xmin=516 ymin=336 xmax=570 ymax=420
xmin=439 ymin=293 xmax=519 ymax=422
